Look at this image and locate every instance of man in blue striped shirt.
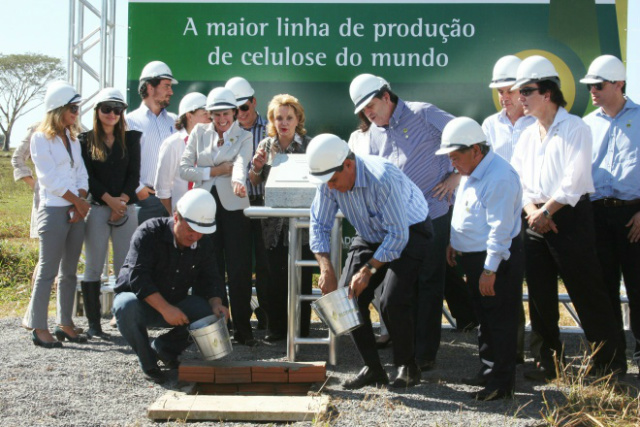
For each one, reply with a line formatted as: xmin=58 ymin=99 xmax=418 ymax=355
xmin=308 ymin=134 xmax=433 ymax=390
xmin=349 ymin=74 xmax=456 ymax=370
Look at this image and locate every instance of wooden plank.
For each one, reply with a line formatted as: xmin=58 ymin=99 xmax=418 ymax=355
xmin=148 ymin=392 xmax=330 ymax=422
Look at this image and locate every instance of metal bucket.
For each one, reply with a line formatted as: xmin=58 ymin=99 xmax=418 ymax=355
xmin=188 ymin=315 xmax=233 ymax=360
xmin=311 ymin=287 xmax=363 ymax=336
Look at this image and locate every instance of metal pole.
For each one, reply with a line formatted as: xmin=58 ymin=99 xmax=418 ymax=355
xmin=287 ymin=217 xmax=300 ymax=361
xmin=68 ymin=0 xmax=75 ymax=83
xmin=328 ymin=216 xmax=342 ymax=366
xmin=108 ymin=0 xmax=116 ymax=86
xmin=99 ymin=0 xmax=108 ymax=88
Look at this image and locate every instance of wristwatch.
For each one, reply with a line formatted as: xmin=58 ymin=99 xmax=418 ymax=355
xmin=482 ymin=269 xmax=495 ymax=276
xmin=364 ymin=262 xmax=377 ymax=275
xmin=542 ymin=207 xmax=553 ymax=219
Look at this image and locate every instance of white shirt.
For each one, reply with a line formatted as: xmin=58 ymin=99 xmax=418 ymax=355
xmin=482 ymin=110 xmax=536 ymax=163
xmin=450 ymin=151 xmax=522 ymax=271
xmin=512 ymin=107 xmax=595 ymax=207
xmin=154 ymin=129 xmax=189 ymax=212
xmin=126 ymin=102 xmax=178 ymax=192
xmin=30 ymin=129 xmax=88 ymax=207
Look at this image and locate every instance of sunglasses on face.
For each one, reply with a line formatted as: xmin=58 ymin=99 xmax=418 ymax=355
xmin=99 ymin=104 xmax=125 ymax=115
xmin=519 ymin=87 xmax=540 ymax=97
xmin=239 ymin=103 xmax=251 ymax=112
xmin=586 ymin=82 xmax=612 ymax=91
xmin=67 ymin=104 xmax=80 ymax=114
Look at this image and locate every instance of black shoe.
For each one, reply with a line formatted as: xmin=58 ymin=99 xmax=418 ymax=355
xmin=390 ymin=363 xmax=421 ymax=388
xmin=87 ymin=326 xmax=112 ymax=340
xmin=343 ymin=366 xmax=389 ymax=390
xmin=31 ymin=330 xmax=63 ymax=349
xmin=416 ymin=359 xmax=436 ymax=371
xmin=462 ymin=366 xmax=492 ymax=386
xmin=143 ymin=367 xmax=166 ymax=384
xmin=523 ymin=366 xmax=556 ymax=382
xmin=472 ymin=387 xmax=514 ymax=401
xmin=235 ymin=334 xmax=258 ymax=347
xmin=152 ymin=343 xmax=180 ymax=370
xmin=453 ymin=321 xmax=479 ymax=333
xmin=54 ymin=326 xmax=88 ymax=343
xmin=375 ymin=334 xmax=392 ymax=349
xmin=264 ymin=331 xmax=286 ymax=342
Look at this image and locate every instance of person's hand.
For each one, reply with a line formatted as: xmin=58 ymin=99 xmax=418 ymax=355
xmin=446 ymin=244 xmax=457 ymax=267
xmin=626 ymin=211 xmax=640 ymax=243
xmin=349 ymin=269 xmax=371 ymax=299
xmin=22 ymin=176 xmax=36 ymax=191
xmin=479 ymin=273 xmax=496 ymax=297
xmin=74 ymin=197 xmax=91 ymax=219
xmin=431 ymin=173 xmax=461 ymax=203
xmin=106 ymin=195 xmax=127 ymax=217
xmin=109 ymin=210 xmax=125 ymax=222
xmin=318 ymin=270 xmax=338 ymax=295
xmin=252 ymin=148 xmax=267 ymax=171
xmin=161 ymin=305 xmax=189 ymax=326
xmin=217 ymin=162 xmax=233 ymax=176
xmin=136 ymin=186 xmax=154 ymax=201
xmin=67 ymin=206 xmax=82 ymax=223
xmin=210 ymin=298 xmax=230 ymax=320
xmin=233 ymin=181 xmax=247 ymax=198
xmin=526 ymin=208 xmax=558 ymax=234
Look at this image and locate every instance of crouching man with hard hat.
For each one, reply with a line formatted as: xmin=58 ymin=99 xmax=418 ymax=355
xmin=437 ymin=117 xmax=524 ymax=401
xmin=308 ymin=134 xmax=433 ymax=390
xmin=112 ymin=189 xmax=229 ymax=384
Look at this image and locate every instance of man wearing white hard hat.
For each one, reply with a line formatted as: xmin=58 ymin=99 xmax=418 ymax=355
xmin=511 ymin=55 xmax=625 ymax=381
xmin=348 ymin=73 xmax=455 ymax=371
xmin=127 ymin=60 xmax=179 ymax=225
xmin=113 ymin=189 xmax=230 ymax=384
xmin=308 ymin=134 xmax=433 ymax=390
xmin=581 ymin=55 xmax=640 ymax=376
xmin=437 ymin=117 xmax=524 ymax=401
xmin=155 ymin=92 xmax=211 ymax=214
xmin=225 ymin=76 xmax=270 ymax=330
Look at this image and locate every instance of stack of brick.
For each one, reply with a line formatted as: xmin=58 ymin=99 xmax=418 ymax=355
xmin=178 ymin=360 xmax=327 ymax=396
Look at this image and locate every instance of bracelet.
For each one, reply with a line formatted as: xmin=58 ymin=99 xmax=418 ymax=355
xmin=250 ymin=166 xmax=262 ymax=176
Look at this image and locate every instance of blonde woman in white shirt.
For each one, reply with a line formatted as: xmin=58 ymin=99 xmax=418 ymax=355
xmin=24 ymin=82 xmax=91 ymax=348
xmin=510 ymin=56 xmax=625 ymax=380
xmin=180 ymin=87 xmax=255 ymax=345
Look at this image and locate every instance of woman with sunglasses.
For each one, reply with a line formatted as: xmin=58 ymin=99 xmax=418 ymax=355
xmin=249 ymin=94 xmax=313 ymax=342
xmin=180 ymin=87 xmax=255 ymax=345
xmin=78 ymin=88 xmax=141 ymax=340
xmin=24 ymin=81 xmax=90 ymax=348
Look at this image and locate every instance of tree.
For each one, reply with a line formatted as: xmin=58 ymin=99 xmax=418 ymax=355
xmin=0 ymin=53 xmax=66 ymax=151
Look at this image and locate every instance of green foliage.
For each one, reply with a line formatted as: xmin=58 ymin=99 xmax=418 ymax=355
xmin=0 ymin=52 xmax=65 ymax=150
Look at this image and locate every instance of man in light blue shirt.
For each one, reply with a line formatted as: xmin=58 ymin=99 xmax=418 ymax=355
xmin=308 ymin=134 xmax=432 ymax=390
xmin=582 ymin=55 xmax=640 ymax=376
xmin=437 ymin=117 xmax=524 ymax=401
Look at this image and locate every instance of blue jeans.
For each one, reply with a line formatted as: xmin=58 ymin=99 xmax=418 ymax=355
xmin=135 ymin=194 xmax=168 ymax=226
xmin=113 ymin=292 xmax=213 ymax=372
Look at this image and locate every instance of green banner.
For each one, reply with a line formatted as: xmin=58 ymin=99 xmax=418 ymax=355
xmin=128 ymin=0 xmax=625 ymax=137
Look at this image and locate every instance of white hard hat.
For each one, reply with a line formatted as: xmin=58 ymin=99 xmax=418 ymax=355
xmin=225 ymin=77 xmax=255 ymax=106
xmin=512 ymin=55 xmax=559 ymax=90
xmin=139 ymin=60 xmax=178 ymax=84
xmin=44 ymin=81 xmax=83 ymax=112
xmin=435 ymin=117 xmax=487 ymax=155
xmin=94 ymin=87 xmax=128 ymax=108
xmin=176 ymin=189 xmax=217 ymax=234
xmin=178 ymin=92 xmax=207 ymax=117
xmin=489 ymin=55 xmax=522 ymax=88
xmin=580 ymin=55 xmax=626 ymax=84
xmin=206 ymin=87 xmax=238 ymax=111
xmin=306 ymin=134 xmax=350 ymax=185
xmin=349 ymin=74 xmax=390 ymax=114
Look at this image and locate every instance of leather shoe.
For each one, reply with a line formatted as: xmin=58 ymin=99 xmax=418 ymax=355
xmin=391 ymin=363 xmax=421 ymax=388
xmin=342 ymin=366 xmax=389 ymax=390
xmin=523 ymin=366 xmax=556 ymax=382
xmin=375 ymin=334 xmax=391 ymax=349
xmin=416 ymin=359 xmax=436 ymax=371
xmin=235 ymin=334 xmax=258 ymax=347
xmin=152 ymin=342 xmax=180 ymax=370
xmin=472 ymin=386 xmax=514 ymax=401
xmin=54 ymin=326 xmax=88 ymax=343
xmin=264 ymin=331 xmax=286 ymax=342
xmin=143 ymin=367 xmax=166 ymax=384
xmin=462 ymin=366 xmax=492 ymax=386
xmin=31 ymin=330 xmax=63 ymax=349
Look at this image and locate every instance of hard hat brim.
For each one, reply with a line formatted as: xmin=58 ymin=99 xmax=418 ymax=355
xmin=307 ymin=171 xmax=335 ymax=186
xmin=353 ymin=93 xmax=377 ymax=114
xmin=579 ymin=76 xmax=604 ymax=84
xmin=435 ymin=145 xmax=463 ymax=155
xmin=190 ymin=223 xmax=216 ymax=234
xmin=489 ymin=80 xmax=516 ymax=89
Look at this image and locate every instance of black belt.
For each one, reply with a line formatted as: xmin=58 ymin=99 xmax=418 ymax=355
xmin=593 ymin=198 xmax=640 ymax=208
xmin=249 ymin=194 xmax=264 ymax=202
xmin=144 ymin=185 xmax=155 ymax=191
xmin=456 ymin=250 xmax=485 ymax=257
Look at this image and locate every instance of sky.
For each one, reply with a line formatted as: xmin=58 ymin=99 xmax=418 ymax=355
xmin=1 ymin=0 xmax=639 ymax=147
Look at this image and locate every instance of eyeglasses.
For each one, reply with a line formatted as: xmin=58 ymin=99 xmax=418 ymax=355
xmin=99 ymin=104 xmax=125 ymax=115
xmin=239 ymin=103 xmax=251 ymax=112
xmin=67 ymin=104 xmax=80 ymax=114
xmin=586 ymin=82 xmax=612 ymax=91
xmin=519 ymin=87 xmax=540 ymax=97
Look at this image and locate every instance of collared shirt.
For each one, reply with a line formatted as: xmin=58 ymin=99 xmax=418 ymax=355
xmin=367 ymin=99 xmax=454 ymax=219
xmin=450 ymin=151 xmax=523 ymax=271
xmin=155 ymin=129 xmax=189 ymax=212
xmin=126 ymin=102 xmax=177 ymax=191
xmin=114 ymin=217 xmax=225 ymax=304
xmin=30 ymin=129 xmax=89 ymax=207
xmin=243 ymin=114 xmax=267 ymax=196
xmin=584 ymin=98 xmax=640 ymax=201
xmin=310 ymin=155 xmax=429 ymax=263
xmin=482 ymin=110 xmax=536 ymax=163
xmin=512 ymin=107 xmax=595 ymax=207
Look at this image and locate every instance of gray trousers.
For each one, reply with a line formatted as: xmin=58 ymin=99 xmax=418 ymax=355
xmin=23 ymin=206 xmax=85 ymax=330
xmin=83 ymin=204 xmax=138 ymax=281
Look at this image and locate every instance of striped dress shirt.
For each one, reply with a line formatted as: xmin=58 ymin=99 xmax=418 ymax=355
xmin=482 ymin=110 xmax=536 ymax=163
xmin=126 ymin=102 xmax=178 ymax=191
xmin=310 ymin=155 xmax=429 ymax=263
xmin=367 ymin=99 xmax=454 ymax=220
xmin=243 ymin=114 xmax=267 ymax=196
